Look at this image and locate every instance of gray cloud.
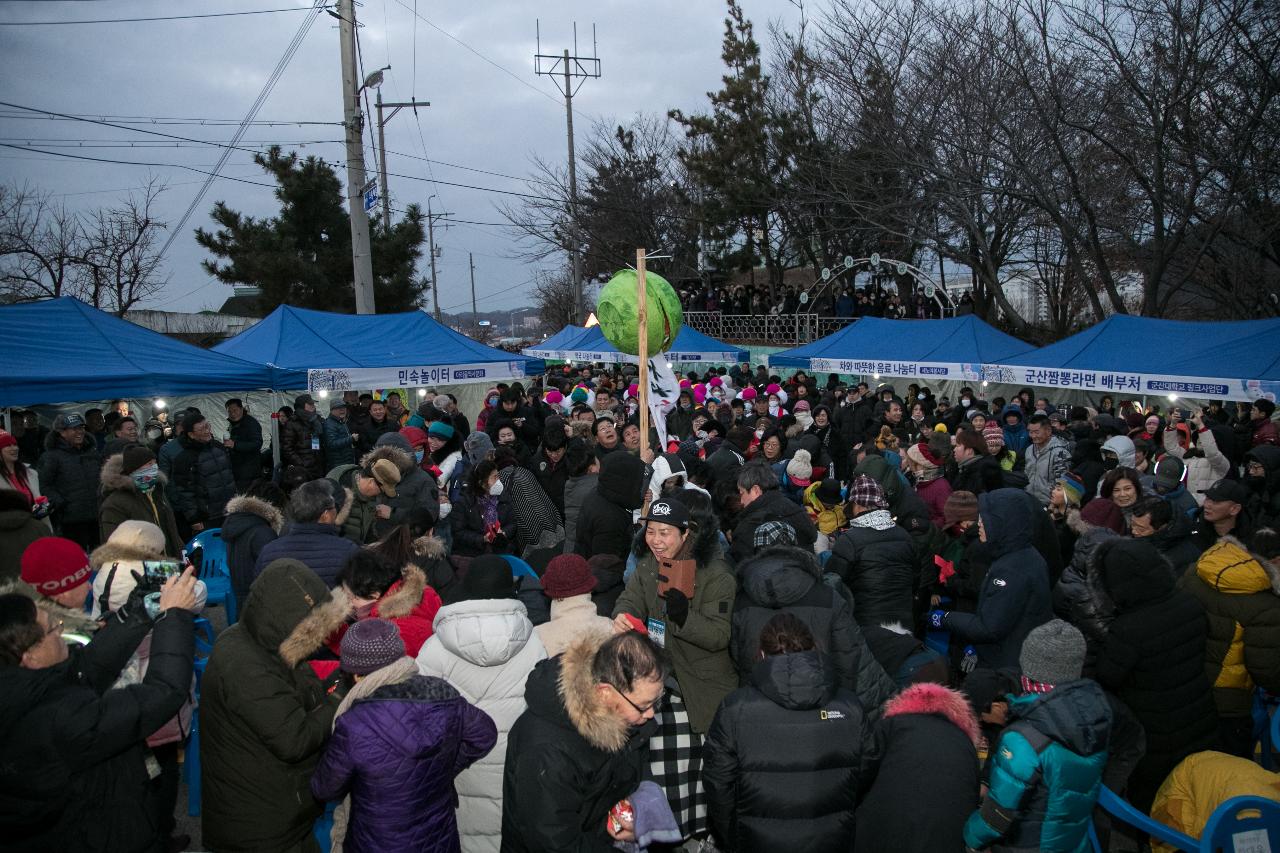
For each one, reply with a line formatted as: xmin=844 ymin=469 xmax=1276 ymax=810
xmin=0 ymin=0 xmax=797 ymax=315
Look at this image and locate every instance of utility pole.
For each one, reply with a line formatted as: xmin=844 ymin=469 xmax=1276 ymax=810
xmin=535 ymin=22 xmax=601 ymax=325
xmin=426 ymin=199 xmax=446 ymax=322
xmin=335 ymin=0 xmax=376 ymax=313
xmin=469 ymin=252 xmax=478 ymax=332
xmin=373 ymin=89 xmax=430 ymax=231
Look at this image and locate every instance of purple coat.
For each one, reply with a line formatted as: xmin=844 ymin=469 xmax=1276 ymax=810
xmin=311 ymin=675 xmax=497 ymax=853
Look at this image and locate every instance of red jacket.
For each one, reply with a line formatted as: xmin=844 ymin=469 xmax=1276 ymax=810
xmin=325 ymin=564 xmax=443 ymax=658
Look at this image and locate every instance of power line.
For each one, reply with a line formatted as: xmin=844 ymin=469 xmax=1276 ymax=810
xmin=0 ymin=111 xmax=340 ymax=126
xmin=0 ymin=6 xmax=325 ymax=26
xmin=390 ymin=0 xmax=565 ymax=110
xmin=0 ymin=138 xmax=343 ymax=148
xmin=0 ymin=142 xmax=280 ymax=188
xmin=151 ymin=0 xmax=328 ymax=306
xmin=0 ymin=100 xmax=308 ymax=156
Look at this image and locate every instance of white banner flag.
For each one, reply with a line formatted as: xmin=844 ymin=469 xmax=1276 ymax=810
xmin=647 ymin=356 xmax=680 ymax=449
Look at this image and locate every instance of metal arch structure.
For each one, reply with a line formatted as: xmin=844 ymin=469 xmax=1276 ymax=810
xmin=806 ymin=254 xmax=956 ymax=316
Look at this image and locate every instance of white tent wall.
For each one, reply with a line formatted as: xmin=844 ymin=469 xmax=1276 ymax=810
xmin=22 ymin=382 xmax=495 ymax=450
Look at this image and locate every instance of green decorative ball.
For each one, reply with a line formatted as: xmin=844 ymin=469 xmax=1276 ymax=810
xmin=597 ymin=269 xmax=684 ymax=356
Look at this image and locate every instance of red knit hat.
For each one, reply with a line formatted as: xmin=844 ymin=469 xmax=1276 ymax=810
xmin=907 ymin=441 xmax=943 ymax=469
xmin=399 ymin=426 xmax=428 ymax=448
xmin=1080 ymin=498 xmax=1126 ymax=535
xmin=0 ymin=430 xmax=16 ymax=451
xmin=541 ymin=554 xmax=598 ymax=599
xmin=21 ymin=537 xmax=91 ymax=596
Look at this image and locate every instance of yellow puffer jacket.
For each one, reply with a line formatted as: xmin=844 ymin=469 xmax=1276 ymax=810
xmin=802 ymin=481 xmax=846 ymax=535
xmin=1149 ymin=750 xmax=1280 ymax=853
xmin=1180 ymin=536 xmax=1280 ymax=716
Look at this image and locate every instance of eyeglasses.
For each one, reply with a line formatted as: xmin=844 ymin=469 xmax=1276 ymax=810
xmin=609 ymin=682 xmax=663 ymax=715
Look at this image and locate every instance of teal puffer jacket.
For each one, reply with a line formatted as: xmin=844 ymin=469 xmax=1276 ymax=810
xmin=964 ymin=679 xmax=1112 ymax=853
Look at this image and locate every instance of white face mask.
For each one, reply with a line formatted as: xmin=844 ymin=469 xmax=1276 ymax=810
xmin=489 ymin=480 xmax=505 ymax=497
xmin=918 ymin=393 xmax=926 ymax=401
xmin=755 ymin=428 xmax=765 ymax=439
xmin=438 ymin=501 xmax=452 ymax=519
xmin=961 ymin=398 xmax=972 ymax=407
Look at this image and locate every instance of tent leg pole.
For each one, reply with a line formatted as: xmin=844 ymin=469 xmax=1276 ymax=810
xmin=271 ymin=390 xmax=281 ymax=477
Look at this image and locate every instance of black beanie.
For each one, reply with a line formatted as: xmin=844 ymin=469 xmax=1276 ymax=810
xmin=121 ymin=445 xmax=156 ymax=474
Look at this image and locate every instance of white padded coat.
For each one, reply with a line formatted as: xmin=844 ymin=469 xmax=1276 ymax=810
xmin=415 ymin=597 xmax=546 ymax=853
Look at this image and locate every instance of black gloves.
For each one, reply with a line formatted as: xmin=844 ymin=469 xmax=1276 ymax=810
xmin=663 ymin=588 xmax=690 ymax=628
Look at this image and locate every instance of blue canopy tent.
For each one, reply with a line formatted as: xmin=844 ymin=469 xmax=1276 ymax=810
xmin=0 ymin=297 xmax=304 ymax=407
xmin=214 ymin=305 xmax=545 ymax=394
xmin=767 ymin=316 xmax=1034 ymax=383
xmin=521 ymin=324 xmax=748 ymax=364
xmin=522 ymin=325 xmax=586 ymax=361
xmin=982 ymin=315 xmax=1280 ymax=402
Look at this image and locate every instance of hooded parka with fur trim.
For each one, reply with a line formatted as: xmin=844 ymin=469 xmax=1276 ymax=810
xmin=222 ymin=494 xmax=283 ymax=607
xmin=97 ymin=452 xmax=184 ymax=557
xmin=500 ymin=636 xmax=657 ymax=853
xmin=200 ymin=559 xmax=351 ymax=852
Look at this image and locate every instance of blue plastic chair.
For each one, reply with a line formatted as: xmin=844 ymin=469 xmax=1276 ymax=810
xmin=186 ymin=528 xmax=237 ymax=625
xmin=1090 ymin=786 xmax=1197 ymax=853
xmin=500 ymin=554 xmax=538 ymax=580
xmin=185 ymin=616 xmax=216 ymax=817
xmin=1271 ymin=702 xmax=1280 ymax=770
xmin=1200 ymin=795 xmax=1280 ymax=853
xmin=314 ymin=800 xmax=336 ymax=853
xmin=1255 ymin=688 xmax=1278 ymax=770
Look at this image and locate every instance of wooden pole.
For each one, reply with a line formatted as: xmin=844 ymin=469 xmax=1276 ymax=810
xmin=637 ymin=248 xmax=650 ymax=463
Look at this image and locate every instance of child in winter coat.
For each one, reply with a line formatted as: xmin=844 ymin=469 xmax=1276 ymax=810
xmin=312 ymin=619 xmax=497 ymax=853
xmin=803 ymin=479 xmax=847 ymax=551
xmin=964 ymin=621 xmax=1112 ymax=853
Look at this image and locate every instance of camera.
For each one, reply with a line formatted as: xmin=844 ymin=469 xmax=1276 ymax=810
xmin=141 ymin=559 xmax=183 ymax=590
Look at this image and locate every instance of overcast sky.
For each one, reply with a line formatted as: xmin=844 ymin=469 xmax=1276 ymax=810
xmin=0 ymin=0 xmax=800 ymax=316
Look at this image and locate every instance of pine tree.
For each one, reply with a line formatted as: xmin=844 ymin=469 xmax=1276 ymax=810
xmin=196 ymin=146 xmax=428 ymax=313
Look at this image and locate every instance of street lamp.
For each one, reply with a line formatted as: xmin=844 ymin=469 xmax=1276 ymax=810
xmin=359 ymin=65 xmax=390 ymax=94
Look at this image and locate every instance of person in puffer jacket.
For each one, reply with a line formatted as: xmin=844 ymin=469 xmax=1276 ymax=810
xmin=200 ymin=559 xmax=352 ymax=852
xmin=1094 ymin=538 xmax=1219 ymax=812
xmin=855 ymin=682 xmax=981 ymax=853
xmin=325 ymin=550 xmax=442 ymax=660
xmin=932 ymin=489 xmax=1053 ymax=672
xmin=253 ymin=479 xmax=359 ymax=588
xmin=221 ymin=482 xmax=285 ymax=609
xmin=703 ymin=613 xmax=875 ymax=853
xmin=731 ymin=543 xmax=895 ymax=712
xmin=168 ymin=414 xmax=237 ymax=536
xmin=964 ymin=620 xmax=1112 ymax=853
xmin=826 ymin=474 xmax=917 ymax=628
xmin=1179 ymin=531 xmax=1280 ymax=758
xmin=574 ymin=451 xmax=644 ymax=562
xmin=1052 ymin=503 xmax=1124 ymax=660
xmin=415 ymin=556 xmax=547 ymax=853
xmin=37 ymin=413 xmax=102 ymax=549
xmin=312 ymin=619 xmax=497 ymax=853
xmin=87 ymin=520 xmax=204 ymax=850
xmin=98 ymin=447 xmax=184 ymax=557
xmin=1148 ymin=751 xmax=1280 ymax=853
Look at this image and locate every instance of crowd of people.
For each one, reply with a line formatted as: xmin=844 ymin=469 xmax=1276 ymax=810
xmin=1 ymin=364 xmax=1278 ymax=853
xmin=675 ymin=281 xmax=975 ymax=320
